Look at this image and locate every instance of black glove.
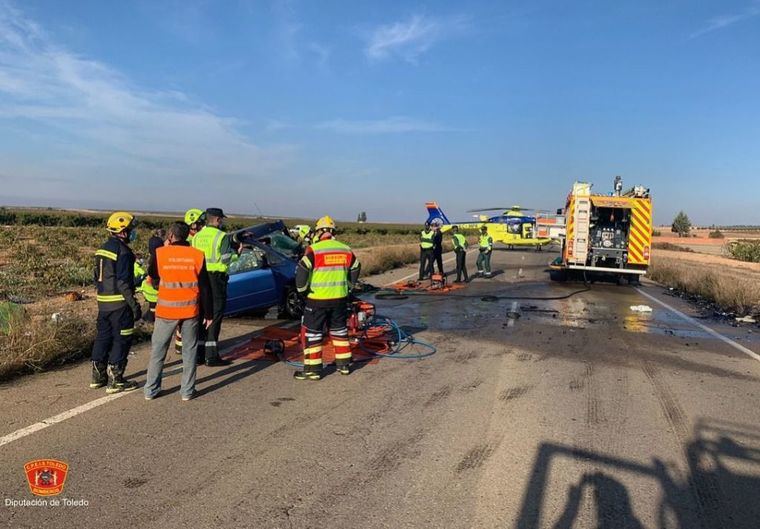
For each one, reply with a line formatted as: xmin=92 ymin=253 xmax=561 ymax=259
xmin=132 ymin=304 xmax=143 ymax=322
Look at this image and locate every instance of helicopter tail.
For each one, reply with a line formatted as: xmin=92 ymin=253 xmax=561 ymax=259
xmin=425 ymin=202 xmax=451 ymax=226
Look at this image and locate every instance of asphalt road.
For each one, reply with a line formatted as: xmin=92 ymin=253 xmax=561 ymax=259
xmin=2 ymin=247 xmax=760 ymax=529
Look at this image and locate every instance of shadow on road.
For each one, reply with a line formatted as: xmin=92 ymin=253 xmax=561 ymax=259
xmin=516 ymin=418 xmax=760 ymax=529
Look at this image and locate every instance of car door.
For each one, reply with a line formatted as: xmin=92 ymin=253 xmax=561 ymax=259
xmin=225 ymin=249 xmax=279 ymax=315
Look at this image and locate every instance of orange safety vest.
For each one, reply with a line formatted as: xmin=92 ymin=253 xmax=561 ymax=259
xmin=155 ymin=245 xmax=205 ymax=320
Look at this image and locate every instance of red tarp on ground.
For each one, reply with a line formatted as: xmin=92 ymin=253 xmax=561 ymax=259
xmin=227 ymin=323 xmax=394 ymax=365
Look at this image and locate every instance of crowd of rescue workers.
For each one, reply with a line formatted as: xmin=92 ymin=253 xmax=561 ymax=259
xmin=91 ymin=208 xmax=495 ymax=401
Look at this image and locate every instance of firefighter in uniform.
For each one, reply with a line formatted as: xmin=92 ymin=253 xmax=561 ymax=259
xmin=89 ymin=212 xmax=140 ymax=393
xmin=476 ymin=225 xmax=494 ymax=277
xmin=174 ymin=209 xmax=205 ymax=355
xmin=184 ymin=208 xmax=205 ymax=243
xmin=192 ymin=207 xmax=234 ymax=366
xmin=294 ymin=216 xmax=360 ymax=380
xmin=419 ymin=222 xmax=435 ymax=281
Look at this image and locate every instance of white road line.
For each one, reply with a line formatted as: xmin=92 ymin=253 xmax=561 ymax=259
xmin=636 ymin=287 xmax=760 ymax=363
xmin=0 ymin=392 xmax=130 ymax=448
xmin=0 ymin=339 xmax=252 ymax=449
xmin=382 ymin=252 xmax=467 ymax=287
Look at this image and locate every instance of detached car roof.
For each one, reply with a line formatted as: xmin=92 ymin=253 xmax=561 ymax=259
xmin=232 ymin=221 xmax=298 ymax=260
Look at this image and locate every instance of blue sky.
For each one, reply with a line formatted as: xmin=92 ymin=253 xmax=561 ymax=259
xmin=0 ymin=0 xmax=758 ymax=224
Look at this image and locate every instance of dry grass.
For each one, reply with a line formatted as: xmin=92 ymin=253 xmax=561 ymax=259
xmin=356 ymin=244 xmax=419 ymax=276
xmin=649 ymin=255 xmax=760 ymax=316
xmin=652 ymin=241 xmax=694 ymax=252
xmin=355 ymin=240 xmax=459 ymax=276
xmin=0 ymin=310 xmax=94 ymax=381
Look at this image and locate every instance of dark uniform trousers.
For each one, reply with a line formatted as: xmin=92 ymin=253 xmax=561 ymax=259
xmin=92 ymin=306 xmax=134 ymax=366
xmin=419 ymin=249 xmax=434 ymax=280
xmin=433 ymin=249 xmax=444 ymax=275
xmin=301 ymin=300 xmax=350 ymax=372
xmin=455 ymin=249 xmax=468 ymax=282
xmin=198 ymin=271 xmax=228 ymax=361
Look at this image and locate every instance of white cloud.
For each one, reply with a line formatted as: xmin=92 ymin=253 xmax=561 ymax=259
xmin=0 ymin=1 xmax=293 ymax=199
xmin=364 ymin=14 xmax=469 ymax=63
xmin=690 ymin=1 xmax=760 ymax=38
xmin=316 ymin=116 xmax=453 ymax=134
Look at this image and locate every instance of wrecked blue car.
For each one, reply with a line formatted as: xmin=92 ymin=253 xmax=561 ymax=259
xmin=225 ymin=221 xmax=303 ymax=319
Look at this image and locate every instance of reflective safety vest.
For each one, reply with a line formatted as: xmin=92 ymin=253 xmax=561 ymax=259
xmin=134 ymin=262 xmax=158 ymax=303
xmin=192 ymin=226 xmax=229 ymax=274
xmin=479 ymin=234 xmax=493 ymax=251
xmin=453 ymin=233 xmax=467 ymax=250
xmin=155 ymin=245 xmax=205 ymax=320
xmin=420 ymin=230 xmax=434 ymax=249
xmin=305 ymin=239 xmax=355 ymax=301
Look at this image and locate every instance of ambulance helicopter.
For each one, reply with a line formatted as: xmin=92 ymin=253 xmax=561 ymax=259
xmin=424 ymin=202 xmax=558 ymax=250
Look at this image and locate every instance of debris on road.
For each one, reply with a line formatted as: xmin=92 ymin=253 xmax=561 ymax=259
xmin=630 ymin=305 xmax=653 ymax=313
xmin=736 ymin=315 xmax=757 ymax=324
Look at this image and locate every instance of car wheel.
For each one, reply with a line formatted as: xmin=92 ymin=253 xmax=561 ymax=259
xmin=279 ymin=285 xmax=303 ymax=320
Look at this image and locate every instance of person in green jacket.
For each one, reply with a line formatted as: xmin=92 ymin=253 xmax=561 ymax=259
xmin=451 ymin=225 xmax=469 ymax=283
xmin=476 ymin=226 xmax=493 ymax=277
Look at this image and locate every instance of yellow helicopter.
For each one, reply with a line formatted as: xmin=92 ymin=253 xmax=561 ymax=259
xmin=425 ymin=202 xmax=557 ymax=250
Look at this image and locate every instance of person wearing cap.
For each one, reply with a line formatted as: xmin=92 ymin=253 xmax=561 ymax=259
xmin=419 ymin=222 xmax=435 ymax=281
xmin=191 ymin=208 xmax=234 ymax=366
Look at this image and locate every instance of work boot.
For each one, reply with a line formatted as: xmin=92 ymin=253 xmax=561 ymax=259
xmin=106 ymin=364 xmax=138 ymax=394
xmin=89 ymin=361 xmax=107 ymax=388
xmin=205 ymin=356 xmax=232 ymax=367
xmin=337 ymin=364 xmax=350 ymax=376
xmin=293 ymin=370 xmax=321 ymax=381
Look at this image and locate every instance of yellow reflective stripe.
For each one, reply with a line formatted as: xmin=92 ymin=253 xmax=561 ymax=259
xmin=334 ymin=352 xmax=352 ymax=360
xmin=304 ymin=346 xmax=323 ymax=354
xmin=304 ymin=358 xmax=323 ymax=365
xmin=331 ymin=340 xmax=350 ymax=347
xmin=97 ymin=294 xmax=125 ymax=302
xmin=299 ymin=256 xmax=313 ymax=269
xmin=95 ymin=249 xmax=118 ymax=261
xmin=120 ymin=328 xmax=135 ymax=336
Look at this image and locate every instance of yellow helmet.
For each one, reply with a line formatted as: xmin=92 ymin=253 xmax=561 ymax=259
xmin=184 ymin=208 xmax=204 ymax=226
xmin=315 ymin=215 xmax=336 ymax=231
xmin=106 ymin=212 xmax=135 ymax=234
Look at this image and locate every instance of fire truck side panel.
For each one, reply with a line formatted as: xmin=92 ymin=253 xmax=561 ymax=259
xmin=627 ymin=198 xmax=652 ymax=265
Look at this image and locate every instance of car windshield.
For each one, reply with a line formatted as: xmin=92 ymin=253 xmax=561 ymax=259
xmin=267 ymin=232 xmax=300 ymax=256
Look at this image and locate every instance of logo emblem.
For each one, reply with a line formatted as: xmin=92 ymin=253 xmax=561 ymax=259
xmin=24 ymin=459 xmax=69 ymax=496
xmin=324 ymin=254 xmax=348 ymax=266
